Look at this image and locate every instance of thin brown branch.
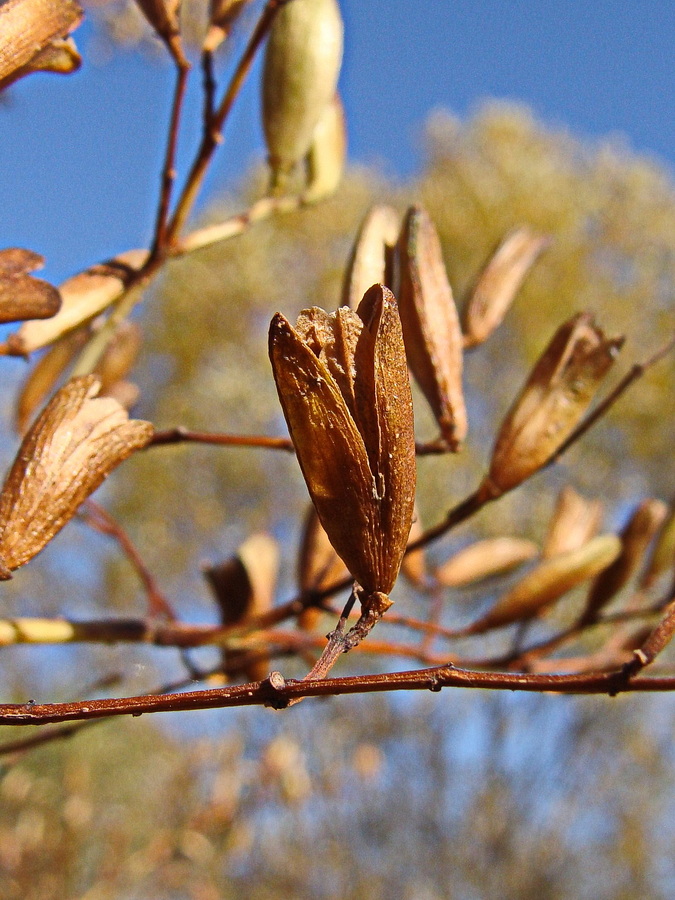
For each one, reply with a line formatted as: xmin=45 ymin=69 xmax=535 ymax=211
xmin=148 ymin=427 xmax=294 ymax=451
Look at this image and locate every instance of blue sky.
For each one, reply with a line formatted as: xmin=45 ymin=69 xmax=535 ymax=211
xmin=0 ymin=1 xmax=673 ymax=284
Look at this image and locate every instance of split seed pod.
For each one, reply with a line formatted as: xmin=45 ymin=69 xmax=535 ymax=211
xmin=462 ymin=227 xmax=549 ymax=349
xmin=203 ymin=533 xmax=279 ymax=682
xmin=0 ymin=375 xmax=153 ymax=579
xmin=579 ymin=499 xmax=669 ymax=625
xmin=303 ymin=93 xmax=347 ymax=204
xmin=269 ymin=284 xmax=416 ymax=599
xmin=395 ymin=206 xmax=466 ymax=449
xmin=0 ymin=248 xmax=61 ymax=325
xmin=4 ymin=249 xmax=147 ymax=357
xmin=262 ymin=0 xmax=343 ymax=191
xmin=465 ymin=534 xmax=622 ymax=635
xmin=342 ymin=205 xmax=400 ymax=310
xmin=482 ymin=313 xmax=623 ymax=498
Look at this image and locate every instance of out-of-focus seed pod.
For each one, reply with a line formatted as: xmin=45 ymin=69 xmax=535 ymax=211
xmin=14 ymin=328 xmax=89 ymax=435
xmin=0 ymin=248 xmax=61 ymax=325
xmin=135 ymin=0 xmax=187 ymax=64
xmin=203 ymin=533 xmax=279 ymax=682
xmin=262 ymin=0 xmax=343 ymax=192
xmin=481 ymin=313 xmax=623 ymax=499
xmin=269 ymin=285 xmax=416 ymax=603
xmin=400 ymin=507 xmax=427 ymax=588
xmin=579 ymin=499 xmax=669 ymax=625
xmin=303 ymin=93 xmax=346 ymax=204
xmin=465 ymin=534 xmax=622 ymax=635
xmin=297 ymin=504 xmax=349 ymax=630
xmin=396 ymin=206 xmax=466 ymax=449
xmin=461 ymin=227 xmax=549 ymax=349
xmin=342 ymin=205 xmax=400 ymax=310
xmin=0 ymin=376 xmax=153 ymax=579
xmin=0 ymin=0 xmax=82 ymax=91
xmin=435 ymin=536 xmax=539 ymax=589
xmin=543 ymin=485 xmax=603 ymax=558
xmin=640 ymin=504 xmax=675 ymax=590
xmin=203 ymin=0 xmax=252 ymax=52
xmin=94 ymin=321 xmax=143 ymax=395
xmin=3 ymin=249 xmax=147 ymax=357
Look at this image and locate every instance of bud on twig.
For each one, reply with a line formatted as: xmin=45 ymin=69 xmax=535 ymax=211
xmin=269 ymin=285 xmax=416 ymax=601
xmin=135 ymin=0 xmax=187 ymax=65
xmin=0 ymin=376 xmax=153 ymax=579
xmin=262 ymin=0 xmax=343 ymax=192
xmin=203 ymin=0 xmax=252 ymax=52
xmin=0 ymin=248 xmax=61 ymax=325
xmin=461 ymin=227 xmax=549 ymax=349
xmin=465 ymin=534 xmax=622 ymax=634
xmin=482 ymin=313 xmax=623 ymax=498
xmin=341 ymin=205 xmax=400 ymax=310
xmin=396 ymin=206 xmax=466 ymax=449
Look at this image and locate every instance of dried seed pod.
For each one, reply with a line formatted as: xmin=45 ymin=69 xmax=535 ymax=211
xmin=262 ymin=0 xmax=343 ymax=191
xmin=396 ymin=206 xmax=467 ymax=449
xmin=4 ymin=249 xmax=147 ymax=357
xmin=640 ymin=504 xmax=675 ymax=590
xmin=466 ymin=534 xmax=622 ymax=635
xmin=297 ymin=504 xmax=349 ymax=630
xmin=269 ymin=284 xmax=416 ymax=600
xmin=0 ymin=0 xmax=82 ymax=91
xmin=0 ymin=375 xmax=153 ymax=579
xmin=203 ymin=0 xmax=252 ymax=52
xmin=462 ymin=227 xmax=549 ymax=349
xmin=15 ymin=328 xmax=89 ymax=435
xmin=341 ymin=205 xmax=400 ymax=310
xmin=543 ymin=485 xmax=603 ymax=558
xmin=94 ymin=321 xmax=143 ymax=394
xmin=482 ymin=313 xmax=623 ymax=498
xmin=203 ymin=533 xmax=279 ymax=682
xmin=400 ymin=506 xmax=427 ymax=588
xmin=436 ymin=536 xmax=539 ymax=589
xmin=579 ymin=499 xmax=669 ymax=625
xmin=0 ymin=247 xmax=61 ymax=324
xmin=303 ymin=93 xmax=346 ymax=204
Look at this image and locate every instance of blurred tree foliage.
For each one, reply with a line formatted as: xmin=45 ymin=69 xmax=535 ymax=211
xmin=1 ymin=103 xmax=674 ymax=898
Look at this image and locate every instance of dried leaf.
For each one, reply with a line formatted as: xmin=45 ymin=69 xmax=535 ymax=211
xmin=483 ymin=313 xmax=623 ymax=497
xmin=269 ymin=285 xmax=416 ymax=597
xmin=262 ymin=0 xmax=343 ymax=191
xmin=467 ymin=534 xmax=622 ymax=634
xmin=0 ymin=0 xmax=82 ymax=91
xmin=580 ymin=499 xmax=669 ymax=624
xmin=396 ymin=206 xmax=466 ymax=449
xmin=5 ymin=249 xmax=147 ymax=356
xmin=0 ymin=375 xmax=153 ymax=578
xmin=0 ymin=247 xmax=61 ymax=325
xmin=462 ymin=227 xmax=549 ymax=349
xmin=435 ymin=537 xmax=539 ymax=588
xmin=341 ymin=205 xmax=400 ymax=310
xmin=542 ymin=486 xmax=603 ymax=558
xmin=303 ymin=93 xmax=346 ymax=204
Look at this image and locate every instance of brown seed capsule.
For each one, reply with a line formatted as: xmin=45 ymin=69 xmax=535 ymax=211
xmin=466 ymin=534 xmax=622 ymax=634
xmin=482 ymin=313 xmax=623 ymax=498
xmin=341 ymin=205 xmax=400 ymax=310
xmin=0 ymin=248 xmax=61 ymax=325
xmin=579 ymin=499 xmax=669 ymax=625
xmin=4 ymin=249 xmax=147 ymax=357
xmin=435 ymin=537 xmax=539 ymax=589
xmin=203 ymin=533 xmax=279 ymax=682
xmin=395 ymin=206 xmax=467 ymax=449
xmin=0 ymin=0 xmax=82 ymax=91
xmin=303 ymin=93 xmax=347 ymax=204
xmin=262 ymin=0 xmax=343 ymax=192
xmin=0 ymin=375 xmax=153 ymax=579
xmin=462 ymin=227 xmax=549 ymax=349
xmin=269 ymin=285 xmax=416 ymax=598
xmin=543 ymin=485 xmax=603 ymax=558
